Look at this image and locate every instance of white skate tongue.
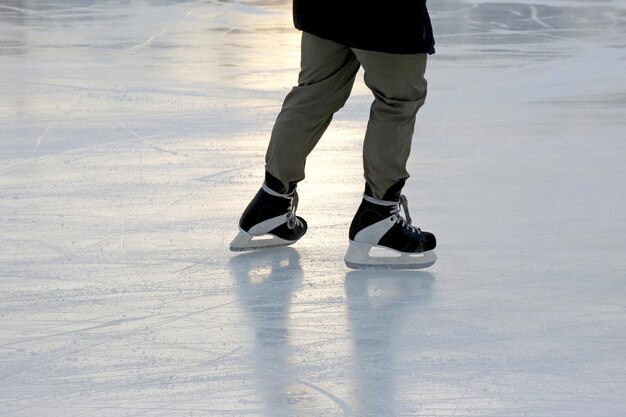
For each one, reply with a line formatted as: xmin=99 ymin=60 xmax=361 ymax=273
xmin=399 ymin=195 xmax=412 ymax=225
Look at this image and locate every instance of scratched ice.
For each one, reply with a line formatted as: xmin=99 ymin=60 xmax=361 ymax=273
xmin=1 ymin=0 xmax=625 ymax=416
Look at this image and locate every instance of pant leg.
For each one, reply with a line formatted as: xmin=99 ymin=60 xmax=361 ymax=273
xmin=351 ymin=49 xmax=428 ymax=200
xmin=265 ymin=32 xmax=361 ymax=193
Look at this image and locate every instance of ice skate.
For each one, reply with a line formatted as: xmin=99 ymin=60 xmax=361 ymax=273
xmin=230 ymin=184 xmax=307 ymax=251
xmin=345 ymin=194 xmax=437 ymax=269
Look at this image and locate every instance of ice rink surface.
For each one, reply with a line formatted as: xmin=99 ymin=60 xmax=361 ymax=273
xmin=1 ymin=0 xmax=626 ymax=416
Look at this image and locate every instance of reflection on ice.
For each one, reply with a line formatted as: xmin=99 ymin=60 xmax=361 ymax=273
xmin=229 ymin=251 xmax=437 ymax=417
xmin=1 ymin=0 xmax=625 ymax=416
xmin=346 ymin=272 xmax=434 ymax=416
xmin=230 ymin=248 xmax=303 ymax=416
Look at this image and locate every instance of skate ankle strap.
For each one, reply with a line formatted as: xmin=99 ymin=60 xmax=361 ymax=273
xmin=262 ymin=183 xmax=294 ymax=199
xmin=363 ymin=194 xmax=398 ymax=206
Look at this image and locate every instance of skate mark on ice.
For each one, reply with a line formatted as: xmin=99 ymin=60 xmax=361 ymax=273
xmin=133 ymin=300 xmax=240 ymax=335
xmin=0 ymin=134 xmax=167 ymax=175
xmin=192 ymin=164 xmax=261 ymax=183
xmin=116 ymin=121 xmax=177 ymax=184
xmin=117 ymin=122 xmax=179 ymax=156
xmin=33 ymin=124 xmax=53 ymax=154
xmin=450 ymin=375 xmax=477 ymax=416
xmin=0 ymin=315 xmax=151 ymax=348
xmin=103 ymin=8 xmax=194 ymax=60
xmin=529 ymin=4 xmax=553 ymax=30
xmin=59 ymin=190 xmax=194 ymax=258
xmin=437 ymin=3 xmax=479 ymax=15
xmin=58 ymin=161 xmax=255 ymax=260
xmin=172 ymin=257 xmax=218 ymax=277
xmin=0 ymin=3 xmax=52 ymax=17
xmin=292 ymin=377 xmax=352 ymax=416
xmin=33 ymin=91 xmax=87 ymax=153
xmin=109 ymin=28 xmax=167 ymax=58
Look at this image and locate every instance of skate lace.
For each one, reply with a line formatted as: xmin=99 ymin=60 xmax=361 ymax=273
xmin=286 ymin=192 xmax=303 ymax=230
xmin=262 ymin=184 xmax=303 ymax=230
xmin=390 ymin=195 xmax=421 ymax=234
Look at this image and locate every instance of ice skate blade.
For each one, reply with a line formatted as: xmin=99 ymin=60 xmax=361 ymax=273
xmin=344 ymin=241 xmax=437 ymax=270
xmin=229 ymin=229 xmax=295 ymax=252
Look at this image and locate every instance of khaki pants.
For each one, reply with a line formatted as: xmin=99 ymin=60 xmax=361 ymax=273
xmin=265 ymin=32 xmax=428 ymax=200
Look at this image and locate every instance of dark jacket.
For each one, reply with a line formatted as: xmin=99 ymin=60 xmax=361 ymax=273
xmin=293 ymin=0 xmax=435 ymax=55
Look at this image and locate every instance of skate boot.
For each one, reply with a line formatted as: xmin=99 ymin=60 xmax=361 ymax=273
xmin=230 ymin=184 xmax=307 ymax=251
xmin=345 ymin=194 xmax=436 ymax=269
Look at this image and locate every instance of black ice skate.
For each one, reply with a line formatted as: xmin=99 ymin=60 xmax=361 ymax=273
xmin=345 ymin=194 xmax=437 ymax=269
xmin=230 ymin=184 xmax=307 ymax=251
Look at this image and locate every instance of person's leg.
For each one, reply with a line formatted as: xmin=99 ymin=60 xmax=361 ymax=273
xmin=265 ymin=32 xmax=361 ymax=193
xmin=343 ymin=51 xmax=435 ymax=269
xmin=231 ymin=33 xmax=360 ymax=251
xmin=351 ymin=50 xmax=428 ymax=200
